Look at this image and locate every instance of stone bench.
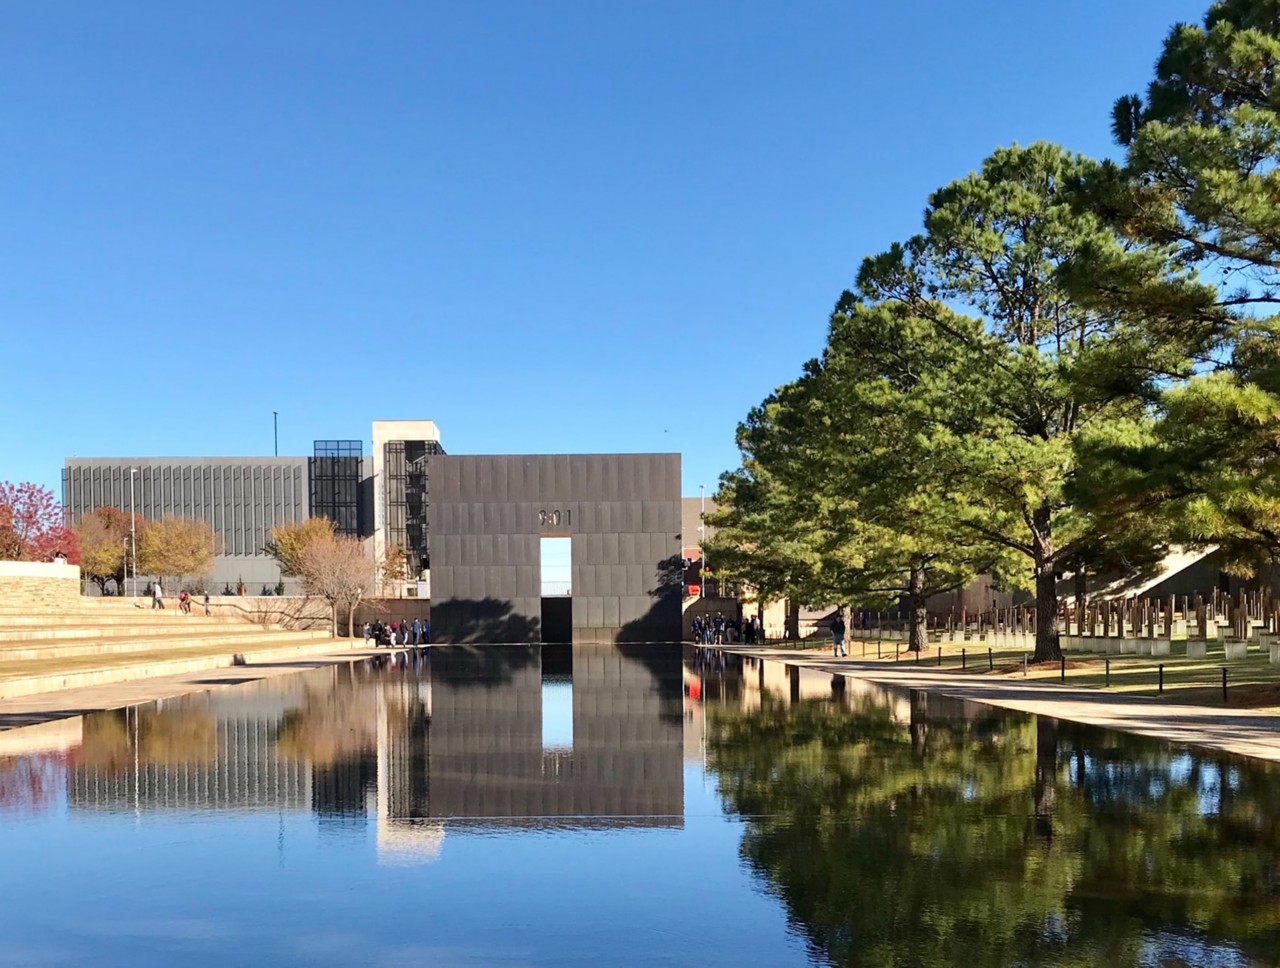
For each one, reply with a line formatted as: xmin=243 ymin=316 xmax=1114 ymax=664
xmin=1224 ymin=641 xmax=1249 ymax=661
xmin=1185 ymin=641 xmax=1208 ymax=660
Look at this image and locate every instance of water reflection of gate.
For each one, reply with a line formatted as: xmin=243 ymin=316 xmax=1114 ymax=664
xmin=421 ymin=644 xmax=683 ymax=825
xmin=55 ymin=646 xmax=684 ymax=844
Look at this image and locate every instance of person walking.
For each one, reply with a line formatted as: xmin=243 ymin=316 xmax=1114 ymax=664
xmin=152 ymin=579 xmax=164 ymax=610
xmin=203 ymin=592 xmax=211 ymax=616
xmin=832 ymin=611 xmax=847 ymax=657
xmin=412 ymin=617 xmax=422 ymax=645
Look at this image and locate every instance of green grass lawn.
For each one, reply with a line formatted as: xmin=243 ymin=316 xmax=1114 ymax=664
xmin=759 ymin=635 xmax=1280 ymax=709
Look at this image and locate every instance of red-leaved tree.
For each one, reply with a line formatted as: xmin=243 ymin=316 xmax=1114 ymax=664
xmin=0 ymin=482 xmax=78 ymax=563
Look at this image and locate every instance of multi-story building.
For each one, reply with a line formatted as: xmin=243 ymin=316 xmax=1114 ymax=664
xmin=62 ymin=455 xmax=313 ymax=594
xmin=371 ymin=420 xmax=445 ymax=589
xmin=63 ymin=422 xmax=436 ymax=596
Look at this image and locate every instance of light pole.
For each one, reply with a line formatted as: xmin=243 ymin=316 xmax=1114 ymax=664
xmin=129 ymin=468 xmax=138 ymax=598
xmin=273 ymin=411 xmax=279 ymax=457
xmin=699 ymin=483 xmax=706 ymax=599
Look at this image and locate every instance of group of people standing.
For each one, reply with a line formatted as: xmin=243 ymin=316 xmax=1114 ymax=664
xmin=149 ymin=580 xmax=210 ymax=615
xmin=691 ymin=611 xmax=764 ymax=645
xmin=362 ymin=618 xmax=430 ymax=647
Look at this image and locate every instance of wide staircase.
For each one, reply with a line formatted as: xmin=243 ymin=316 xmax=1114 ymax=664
xmin=0 ymin=598 xmax=338 ymax=700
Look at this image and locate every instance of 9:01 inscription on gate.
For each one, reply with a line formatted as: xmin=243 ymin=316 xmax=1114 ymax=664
xmin=537 ymin=509 xmax=571 ymax=528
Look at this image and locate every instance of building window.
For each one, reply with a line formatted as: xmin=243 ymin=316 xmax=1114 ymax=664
xmin=384 ymin=439 xmax=443 ymax=575
xmin=311 ymin=440 xmax=362 ymax=536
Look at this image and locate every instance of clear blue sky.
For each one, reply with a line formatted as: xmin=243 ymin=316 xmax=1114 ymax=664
xmin=1 ymin=0 xmax=1207 ymax=499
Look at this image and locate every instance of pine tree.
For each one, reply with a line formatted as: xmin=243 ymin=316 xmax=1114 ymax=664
xmin=711 ymin=299 xmax=1009 ymax=651
xmin=858 ymin=143 xmax=1205 ymax=661
xmin=1082 ymin=0 xmax=1280 ymax=574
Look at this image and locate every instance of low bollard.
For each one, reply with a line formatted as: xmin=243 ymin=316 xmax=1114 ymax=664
xmin=1222 ymin=666 xmax=1228 ymax=703
xmin=1023 ymin=654 xmax=1028 ymax=677
xmin=915 ymin=648 xmax=920 ymax=665
xmin=1105 ymin=658 xmax=1110 ymax=687
xmin=877 ymin=641 xmax=882 ymax=660
xmin=1159 ymin=664 xmax=1164 ymax=694
xmin=962 ymin=648 xmax=967 ymax=670
xmin=1060 ymin=655 xmax=1065 ymax=682
xmin=937 ymin=646 xmax=942 ymax=666
xmin=988 ymin=648 xmax=993 ymax=670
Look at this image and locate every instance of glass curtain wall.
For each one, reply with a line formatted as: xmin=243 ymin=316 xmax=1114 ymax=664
xmin=384 ymin=440 xmax=444 ymax=575
xmin=310 ymin=440 xmax=362 ymax=536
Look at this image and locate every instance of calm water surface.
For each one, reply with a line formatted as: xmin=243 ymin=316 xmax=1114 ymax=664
xmin=0 ymin=645 xmax=1277 ymax=967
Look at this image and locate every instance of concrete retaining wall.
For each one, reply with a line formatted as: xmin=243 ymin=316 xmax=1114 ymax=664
xmin=200 ymin=595 xmax=432 ymax=634
xmin=0 ymin=561 xmax=82 ymax=610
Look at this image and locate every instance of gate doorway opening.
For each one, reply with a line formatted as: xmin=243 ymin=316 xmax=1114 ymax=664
xmin=540 ymin=536 xmax=572 ymax=644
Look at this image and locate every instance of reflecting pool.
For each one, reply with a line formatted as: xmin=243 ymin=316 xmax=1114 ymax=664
xmin=0 ymin=645 xmax=1278 ymax=966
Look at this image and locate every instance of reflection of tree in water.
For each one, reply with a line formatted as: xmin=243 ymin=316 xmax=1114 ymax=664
xmin=0 ymin=753 xmax=65 ymax=813
xmin=706 ymin=693 xmax=1280 ymax=967
xmin=79 ymin=704 xmax=217 ymax=768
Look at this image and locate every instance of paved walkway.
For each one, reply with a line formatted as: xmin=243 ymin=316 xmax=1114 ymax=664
xmin=726 ymin=647 xmax=1280 ymax=763
xmin=0 ymin=644 xmax=394 ymax=730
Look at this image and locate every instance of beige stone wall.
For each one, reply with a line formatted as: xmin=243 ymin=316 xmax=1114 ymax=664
xmin=0 ymin=561 xmax=82 ymax=610
xmin=199 ymin=594 xmax=431 ymax=634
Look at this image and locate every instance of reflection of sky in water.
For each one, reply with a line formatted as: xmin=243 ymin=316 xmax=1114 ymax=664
xmin=541 ymin=677 xmax=573 ymax=750
xmin=1142 ymin=933 xmax=1252 ymax=968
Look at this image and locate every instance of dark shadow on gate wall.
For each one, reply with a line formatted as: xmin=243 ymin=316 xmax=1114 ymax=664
xmin=614 ymin=554 xmax=683 ymax=643
xmin=430 ymin=597 xmax=541 ymax=645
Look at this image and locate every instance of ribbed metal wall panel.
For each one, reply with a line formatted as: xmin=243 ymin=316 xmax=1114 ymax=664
xmin=427 ymin=454 xmax=681 ymax=644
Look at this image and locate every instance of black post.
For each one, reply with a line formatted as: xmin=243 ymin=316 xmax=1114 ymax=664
xmin=988 ymin=647 xmax=993 ymax=670
xmin=877 ymin=641 xmax=881 ymax=659
xmin=962 ymin=648 xmax=967 ymax=670
xmin=1158 ymin=664 xmax=1164 ymax=694
xmin=937 ymin=646 xmax=942 ymax=666
xmin=914 ymin=648 xmax=919 ymax=665
xmin=1105 ymin=658 xmax=1110 ymax=687
xmin=1060 ymin=655 xmax=1065 ymax=682
xmin=1222 ymin=666 xmax=1228 ymax=703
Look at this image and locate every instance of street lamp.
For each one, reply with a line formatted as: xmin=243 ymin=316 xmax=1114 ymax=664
xmin=129 ymin=468 xmax=138 ymax=598
xmin=699 ymin=484 xmax=706 ymax=599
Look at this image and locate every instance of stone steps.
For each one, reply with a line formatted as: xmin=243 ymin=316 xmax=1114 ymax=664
xmin=0 ymin=634 xmax=347 ymax=700
xmin=0 ymin=596 xmax=341 ymax=700
xmin=0 ymin=618 xmax=271 ymax=640
xmin=0 ymin=611 xmax=248 ymax=627
xmin=0 ymin=628 xmax=330 ymax=662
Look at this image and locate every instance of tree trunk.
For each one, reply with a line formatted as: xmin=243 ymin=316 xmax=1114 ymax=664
xmin=347 ymin=598 xmax=361 ymax=640
xmin=1034 ymin=565 xmax=1062 ymax=662
xmin=907 ymin=564 xmax=928 ymax=653
xmin=1032 ymin=504 xmax=1062 ymax=662
xmin=1033 ymin=717 xmax=1058 ymax=842
xmin=329 ymin=603 xmax=337 ymax=638
xmin=909 ymin=689 xmax=929 ymax=757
